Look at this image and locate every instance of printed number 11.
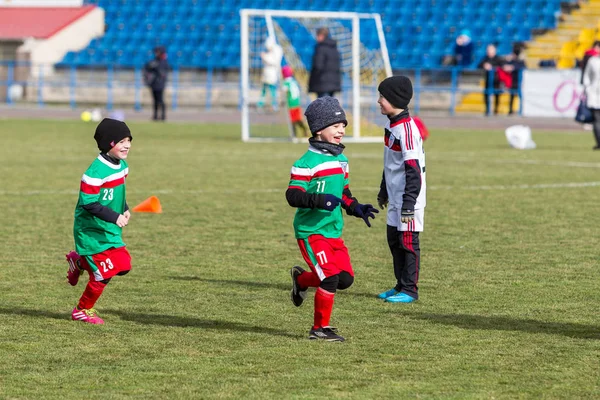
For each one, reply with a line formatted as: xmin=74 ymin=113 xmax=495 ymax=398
xmin=316 ymin=251 xmax=328 ymax=265
xmin=316 ymin=181 xmax=326 ymax=192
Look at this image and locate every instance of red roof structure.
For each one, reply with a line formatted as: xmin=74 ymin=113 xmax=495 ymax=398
xmin=0 ymin=5 xmax=96 ymax=39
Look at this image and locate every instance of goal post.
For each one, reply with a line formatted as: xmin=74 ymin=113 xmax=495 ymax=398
xmin=240 ymin=8 xmax=392 ymax=142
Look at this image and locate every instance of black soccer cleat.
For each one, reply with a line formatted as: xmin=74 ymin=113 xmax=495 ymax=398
xmin=308 ymin=326 xmax=345 ymax=342
xmin=290 ymin=266 xmax=308 ymax=307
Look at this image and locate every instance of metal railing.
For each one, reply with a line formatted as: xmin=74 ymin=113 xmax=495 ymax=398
xmin=0 ymin=62 xmax=524 ymax=115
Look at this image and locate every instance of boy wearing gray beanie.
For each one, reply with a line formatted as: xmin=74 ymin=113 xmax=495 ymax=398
xmin=285 ymin=96 xmax=378 ymax=342
xmin=376 ymin=76 xmax=427 ymax=304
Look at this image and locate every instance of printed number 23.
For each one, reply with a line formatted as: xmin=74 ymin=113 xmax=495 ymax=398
xmin=100 ymin=258 xmax=114 ymax=273
xmin=316 ymin=181 xmax=326 ymax=193
xmin=102 ymin=188 xmax=114 ymax=201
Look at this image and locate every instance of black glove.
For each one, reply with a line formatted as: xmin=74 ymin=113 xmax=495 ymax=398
xmin=377 ymin=188 xmax=388 ymax=210
xmin=353 ymin=203 xmax=379 ymax=227
xmin=319 ymin=194 xmax=342 ymax=211
xmin=401 ymin=209 xmax=414 ymax=223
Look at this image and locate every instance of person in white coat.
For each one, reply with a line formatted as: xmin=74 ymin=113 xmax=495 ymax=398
xmin=582 ymin=43 xmax=600 ymax=149
xmin=258 ymin=36 xmax=283 ymax=112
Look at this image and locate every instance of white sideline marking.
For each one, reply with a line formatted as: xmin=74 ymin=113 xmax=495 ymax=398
xmin=2 ymin=181 xmax=600 ymax=197
xmin=433 ymin=157 xmax=600 ymax=169
xmin=427 ymin=181 xmax=600 ymax=191
xmin=513 ymin=159 xmax=600 ymax=169
xmin=349 ymin=154 xmax=600 ymax=169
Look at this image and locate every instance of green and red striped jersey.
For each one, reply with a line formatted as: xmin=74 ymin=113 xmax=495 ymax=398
xmin=288 ymin=146 xmax=349 ymax=239
xmin=73 ymin=155 xmax=128 ymax=255
xmin=283 ymin=77 xmax=301 ymax=108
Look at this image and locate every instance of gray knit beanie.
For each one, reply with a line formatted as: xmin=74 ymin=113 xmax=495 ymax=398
xmin=304 ymin=96 xmax=348 ymax=135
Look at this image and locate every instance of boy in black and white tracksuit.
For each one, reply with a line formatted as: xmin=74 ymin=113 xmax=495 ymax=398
xmin=375 ymin=76 xmax=426 ymax=303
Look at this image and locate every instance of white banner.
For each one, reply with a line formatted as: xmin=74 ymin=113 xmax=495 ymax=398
xmin=0 ymin=0 xmax=83 ymax=6
xmin=522 ymin=69 xmax=583 ymax=118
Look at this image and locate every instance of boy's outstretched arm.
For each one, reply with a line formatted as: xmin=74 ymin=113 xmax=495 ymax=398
xmin=341 ymin=186 xmax=378 ymax=228
xmin=286 ymin=188 xmax=341 ymax=211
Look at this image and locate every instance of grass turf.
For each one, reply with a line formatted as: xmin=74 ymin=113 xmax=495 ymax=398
xmin=0 ymin=118 xmax=599 ymax=399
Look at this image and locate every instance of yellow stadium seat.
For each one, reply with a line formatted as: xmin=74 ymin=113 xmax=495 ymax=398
xmin=560 ymin=41 xmax=577 ymax=57
xmin=558 ymin=56 xmax=575 ymax=69
xmin=578 ymin=28 xmax=595 ymax=43
xmin=575 ymin=43 xmax=590 ymax=59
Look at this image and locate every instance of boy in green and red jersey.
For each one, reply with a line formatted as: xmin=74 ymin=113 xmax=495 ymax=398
xmin=286 ymin=96 xmax=378 ymax=342
xmin=282 ymin=65 xmax=309 ymax=138
xmin=65 ymin=118 xmax=133 ymax=325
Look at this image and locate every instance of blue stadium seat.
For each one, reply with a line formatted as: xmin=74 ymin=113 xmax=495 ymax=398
xmin=68 ymin=0 xmax=563 ymax=69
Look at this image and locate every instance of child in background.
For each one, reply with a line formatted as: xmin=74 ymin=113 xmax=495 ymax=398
xmin=258 ymin=37 xmax=283 ymax=112
xmin=286 ymin=96 xmax=378 ymax=342
xmin=65 ymin=118 xmax=133 ymax=324
xmin=376 ymin=76 xmax=426 ymax=304
xmin=281 ymin=65 xmax=309 ymax=138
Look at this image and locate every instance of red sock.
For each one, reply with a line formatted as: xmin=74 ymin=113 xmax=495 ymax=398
xmin=298 ymin=270 xmax=321 ymax=288
xmin=78 ymin=280 xmax=107 ymax=310
xmin=313 ymin=287 xmax=335 ymax=329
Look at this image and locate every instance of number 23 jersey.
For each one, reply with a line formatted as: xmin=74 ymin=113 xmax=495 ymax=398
xmin=74 ymin=155 xmax=128 ymax=255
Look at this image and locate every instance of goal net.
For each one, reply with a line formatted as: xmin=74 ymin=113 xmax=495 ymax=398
xmin=240 ymin=9 xmax=392 ymax=142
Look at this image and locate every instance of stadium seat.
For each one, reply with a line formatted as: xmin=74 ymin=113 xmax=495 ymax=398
xmin=64 ymin=0 xmax=564 ymax=69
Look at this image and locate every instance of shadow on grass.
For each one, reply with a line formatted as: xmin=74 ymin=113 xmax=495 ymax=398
xmin=168 ymin=275 xmax=378 ymax=299
xmin=399 ymin=311 xmax=600 ymax=340
xmin=106 ymin=309 xmax=297 ymax=338
xmin=0 ymin=306 xmax=297 ymax=338
xmin=169 ymin=275 xmax=290 ymax=291
xmin=0 ymin=307 xmax=67 ymax=321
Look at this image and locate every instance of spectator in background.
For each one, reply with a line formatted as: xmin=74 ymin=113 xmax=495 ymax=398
xmin=143 ymin=46 xmax=169 ymax=121
xmin=258 ymin=36 xmax=283 ymax=112
xmin=580 ymin=41 xmax=600 ymax=85
xmin=502 ymin=43 xmax=527 ymax=115
xmin=454 ymin=29 xmax=474 ymax=67
xmin=582 ymin=49 xmax=600 ymax=149
xmin=442 ymin=29 xmax=473 ymax=67
xmin=477 ymin=43 xmax=504 ymax=116
xmin=308 ymin=28 xmax=341 ymax=98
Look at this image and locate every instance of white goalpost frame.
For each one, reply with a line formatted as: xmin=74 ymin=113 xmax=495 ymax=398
xmin=240 ymin=8 xmax=392 ymax=143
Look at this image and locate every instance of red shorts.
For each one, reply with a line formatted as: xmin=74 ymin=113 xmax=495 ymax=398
xmin=297 ymin=235 xmax=353 ymax=281
xmin=81 ymin=246 xmax=132 ymax=282
xmin=289 ymin=107 xmax=303 ymax=123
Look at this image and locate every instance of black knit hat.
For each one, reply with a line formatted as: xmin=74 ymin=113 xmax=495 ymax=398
xmin=94 ymin=118 xmax=132 ymax=153
xmin=378 ymin=76 xmax=413 ymax=109
xmin=304 ymin=96 xmax=348 ymax=135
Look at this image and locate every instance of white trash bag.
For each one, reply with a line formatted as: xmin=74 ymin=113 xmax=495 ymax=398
xmin=8 ymin=84 xmax=24 ymax=101
xmin=90 ymin=108 xmax=103 ymax=122
xmin=505 ymin=125 xmax=536 ymax=150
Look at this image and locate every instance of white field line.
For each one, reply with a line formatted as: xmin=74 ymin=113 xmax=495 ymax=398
xmin=2 ymin=181 xmax=600 ymax=197
xmin=351 ymin=153 xmax=600 ymax=169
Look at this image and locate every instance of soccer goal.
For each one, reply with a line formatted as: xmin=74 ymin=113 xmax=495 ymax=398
xmin=240 ymin=9 xmax=392 ymax=142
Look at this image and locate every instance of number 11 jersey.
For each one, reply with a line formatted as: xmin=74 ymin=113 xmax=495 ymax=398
xmin=288 ymin=145 xmax=349 ymax=240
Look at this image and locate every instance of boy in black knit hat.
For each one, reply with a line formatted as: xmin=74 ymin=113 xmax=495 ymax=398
xmin=376 ymin=76 xmax=427 ymax=303
xmin=65 ymin=118 xmax=134 ymax=324
xmin=286 ymin=96 xmax=378 ymax=341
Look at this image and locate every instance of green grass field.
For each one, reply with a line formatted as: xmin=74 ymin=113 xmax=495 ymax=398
xmin=1 ymin=118 xmax=599 ymax=399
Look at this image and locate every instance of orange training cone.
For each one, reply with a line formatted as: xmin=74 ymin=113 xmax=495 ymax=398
xmin=132 ymin=196 xmax=162 ymax=213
